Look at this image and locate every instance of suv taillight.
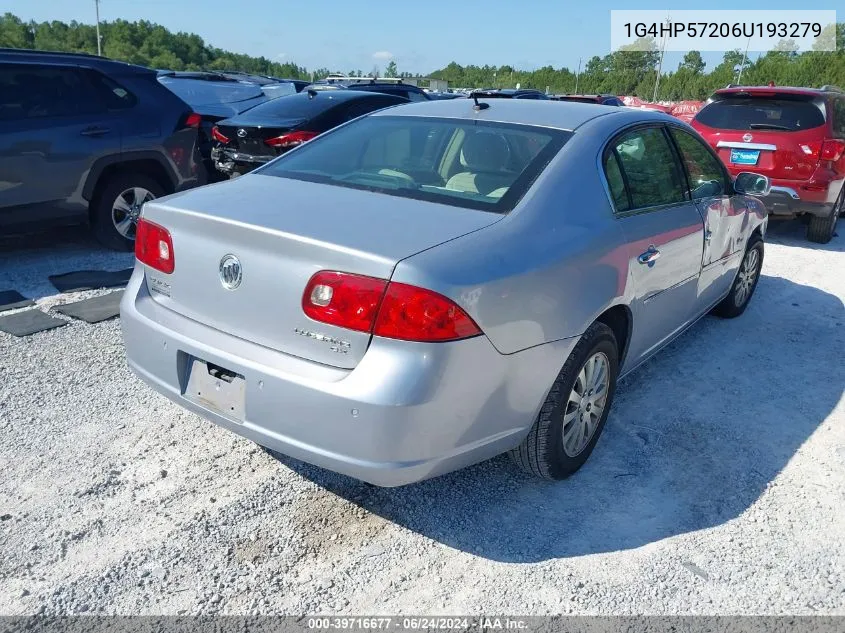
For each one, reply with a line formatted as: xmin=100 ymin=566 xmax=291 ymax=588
xmin=821 ymin=139 xmax=845 ymax=162
xmin=800 ymin=139 xmax=845 ymax=163
xmin=135 ymin=218 xmax=175 ymax=274
xmin=265 ymin=130 xmax=317 ymax=149
xmin=302 ymin=271 xmax=482 ymax=342
xmin=183 ymin=112 xmax=202 ymax=129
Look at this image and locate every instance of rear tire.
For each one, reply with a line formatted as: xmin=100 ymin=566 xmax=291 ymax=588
xmin=807 ymin=188 xmax=842 ymax=244
xmin=509 ymin=322 xmax=619 ymax=480
xmin=92 ymin=173 xmax=165 ymax=251
xmin=712 ymin=237 xmax=763 ymax=318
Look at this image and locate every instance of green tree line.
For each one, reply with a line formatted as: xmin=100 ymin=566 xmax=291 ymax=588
xmin=2 ymin=13 xmax=844 ymax=99
xmin=431 ymin=25 xmax=845 ymax=98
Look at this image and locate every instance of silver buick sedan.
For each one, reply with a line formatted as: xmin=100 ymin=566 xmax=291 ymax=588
xmin=121 ymin=98 xmax=769 ymax=486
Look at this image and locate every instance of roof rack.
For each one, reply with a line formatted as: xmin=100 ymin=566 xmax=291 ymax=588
xmin=820 ymin=85 xmax=843 ymax=93
xmin=0 ymin=47 xmax=104 ymax=59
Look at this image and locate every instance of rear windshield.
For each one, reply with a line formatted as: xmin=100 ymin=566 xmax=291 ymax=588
xmin=695 ymin=96 xmax=825 ymax=132
xmin=257 ymin=115 xmax=570 ymax=212
xmin=558 ymin=96 xmax=600 ymax=104
xmin=244 ymin=92 xmax=354 ymax=118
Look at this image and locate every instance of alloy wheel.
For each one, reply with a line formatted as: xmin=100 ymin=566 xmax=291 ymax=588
xmin=562 ymin=352 xmax=610 ymax=457
xmin=112 ymin=187 xmax=155 ymax=239
xmin=735 ymin=247 xmax=760 ymax=307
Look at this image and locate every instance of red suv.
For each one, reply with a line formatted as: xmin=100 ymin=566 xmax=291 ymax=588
xmin=692 ymin=85 xmax=845 ymax=243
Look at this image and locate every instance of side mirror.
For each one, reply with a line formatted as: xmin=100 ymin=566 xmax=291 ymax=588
xmin=734 ymin=172 xmax=771 ymax=197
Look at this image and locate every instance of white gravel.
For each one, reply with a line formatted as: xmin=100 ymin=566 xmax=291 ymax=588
xmin=0 ymin=221 xmax=843 ymax=616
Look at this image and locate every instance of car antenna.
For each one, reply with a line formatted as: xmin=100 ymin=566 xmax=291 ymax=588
xmin=472 ymin=94 xmax=489 ymax=111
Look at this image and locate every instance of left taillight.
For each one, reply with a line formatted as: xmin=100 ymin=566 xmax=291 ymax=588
xmin=265 ymin=130 xmax=318 ymax=149
xmin=135 ymin=218 xmax=175 ymax=274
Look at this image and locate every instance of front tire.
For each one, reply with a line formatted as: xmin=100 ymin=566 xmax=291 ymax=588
xmin=92 ymin=173 xmax=165 ymax=251
xmin=712 ymin=237 xmax=763 ymax=318
xmin=509 ymin=322 xmax=619 ymax=480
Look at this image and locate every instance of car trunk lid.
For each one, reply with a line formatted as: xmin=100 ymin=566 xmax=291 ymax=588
xmin=216 ymin=116 xmax=307 ymax=157
xmin=138 ymin=174 xmax=502 ymax=369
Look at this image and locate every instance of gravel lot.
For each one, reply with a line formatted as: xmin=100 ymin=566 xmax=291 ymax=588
xmin=1 ymin=221 xmax=843 ymax=616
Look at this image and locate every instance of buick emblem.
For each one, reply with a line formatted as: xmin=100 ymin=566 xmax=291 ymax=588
xmin=237 ymin=128 xmax=247 ymax=138
xmin=219 ymin=254 xmax=242 ymax=290
xmin=742 ymin=133 xmax=753 ymax=143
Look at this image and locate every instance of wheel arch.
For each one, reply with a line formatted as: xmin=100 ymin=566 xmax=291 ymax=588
xmin=594 ymin=303 xmax=632 ymax=369
xmin=84 ymin=153 xmax=177 ymax=221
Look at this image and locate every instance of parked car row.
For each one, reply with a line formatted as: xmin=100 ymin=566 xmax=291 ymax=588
xmin=1 ymin=47 xmax=842 ymax=250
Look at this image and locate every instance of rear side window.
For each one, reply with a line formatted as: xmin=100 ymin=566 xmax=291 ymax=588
xmin=0 ymin=64 xmax=103 ymax=120
xmin=695 ymin=96 xmax=825 ymax=132
xmin=607 ymin=127 xmax=687 ymax=210
xmin=603 ymin=152 xmax=630 ymax=211
xmin=258 ymin=116 xmax=570 ymax=213
xmin=341 ymin=96 xmax=404 ymax=122
xmin=83 ymin=70 xmax=137 ymax=110
xmin=406 ymin=91 xmax=429 ymax=102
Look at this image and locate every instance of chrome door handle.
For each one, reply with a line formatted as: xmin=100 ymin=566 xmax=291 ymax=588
xmin=637 ymin=245 xmax=661 ymax=265
xmin=705 ymin=230 xmax=713 ymax=242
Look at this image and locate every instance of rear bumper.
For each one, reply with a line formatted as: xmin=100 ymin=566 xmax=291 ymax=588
xmin=120 ymin=268 xmax=574 ymax=486
xmin=211 ymin=147 xmax=274 ymax=175
xmin=743 ymin=177 xmax=842 ymax=218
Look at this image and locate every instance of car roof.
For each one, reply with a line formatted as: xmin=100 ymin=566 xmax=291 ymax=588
xmin=0 ymin=47 xmax=154 ymax=74
xmin=369 ymin=98 xmax=664 ymax=131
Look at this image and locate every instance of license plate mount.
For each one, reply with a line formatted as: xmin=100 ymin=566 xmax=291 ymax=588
xmin=730 ymin=148 xmax=760 ymax=165
xmin=184 ymin=357 xmax=246 ymax=421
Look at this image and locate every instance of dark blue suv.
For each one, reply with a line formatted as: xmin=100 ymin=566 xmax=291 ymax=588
xmin=0 ymin=49 xmax=206 ymax=250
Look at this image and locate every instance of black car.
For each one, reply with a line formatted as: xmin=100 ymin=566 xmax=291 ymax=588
xmin=0 ymin=49 xmax=205 ymax=249
xmin=554 ymin=94 xmax=624 ymax=106
xmin=158 ymin=72 xmax=270 ymax=183
xmin=469 ymin=88 xmax=550 ymax=100
xmin=211 ymin=89 xmax=408 ymax=176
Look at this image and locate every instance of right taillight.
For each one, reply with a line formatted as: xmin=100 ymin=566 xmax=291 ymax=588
xmin=820 ymin=139 xmax=845 ymax=162
xmin=211 ymin=126 xmax=230 ymax=144
xmin=373 ymin=282 xmax=481 ymax=342
xmin=301 ymin=271 xmax=482 ymax=342
xmin=135 ymin=218 xmax=175 ymax=274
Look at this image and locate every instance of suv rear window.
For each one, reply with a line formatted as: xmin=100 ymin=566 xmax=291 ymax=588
xmin=695 ymin=96 xmax=825 ymax=132
xmin=258 ymin=116 xmax=570 ymax=213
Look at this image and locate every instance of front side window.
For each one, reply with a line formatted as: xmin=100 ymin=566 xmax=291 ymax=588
xmin=670 ymin=127 xmax=728 ymax=199
xmin=258 ymin=116 xmax=570 ymax=212
xmin=608 ymin=127 xmax=686 ymax=210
